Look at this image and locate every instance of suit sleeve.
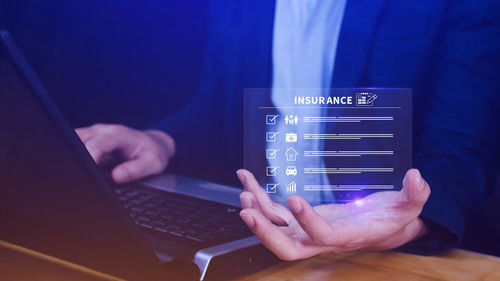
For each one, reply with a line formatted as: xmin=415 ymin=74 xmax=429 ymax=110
xmin=398 ymin=0 xmax=500 ymax=254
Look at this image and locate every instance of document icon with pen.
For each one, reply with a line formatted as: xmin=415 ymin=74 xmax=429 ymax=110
xmin=356 ymin=92 xmax=378 ymax=106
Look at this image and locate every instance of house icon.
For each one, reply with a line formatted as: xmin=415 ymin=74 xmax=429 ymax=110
xmin=285 ymin=147 xmax=298 ymax=161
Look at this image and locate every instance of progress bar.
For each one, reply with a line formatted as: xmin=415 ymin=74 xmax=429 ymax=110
xmin=304 ymin=184 xmax=395 ymax=191
xmin=304 ymin=168 xmax=394 ymax=174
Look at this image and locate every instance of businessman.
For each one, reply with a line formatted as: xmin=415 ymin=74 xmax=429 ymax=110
xmin=76 ymin=0 xmax=500 ymax=258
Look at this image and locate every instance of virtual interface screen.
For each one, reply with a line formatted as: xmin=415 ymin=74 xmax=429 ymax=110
xmin=244 ymin=88 xmax=412 ymax=205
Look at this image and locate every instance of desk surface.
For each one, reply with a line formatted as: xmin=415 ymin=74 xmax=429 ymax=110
xmin=234 ymin=249 xmax=500 ymax=281
xmin=1 ymin=240 xmax=499 ymax=281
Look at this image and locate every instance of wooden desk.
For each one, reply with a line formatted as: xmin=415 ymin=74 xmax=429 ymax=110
xmin=1 ymin=240 xmax=499 ymax=281
xmin=233 ymin=250 xmax=500 ymax=281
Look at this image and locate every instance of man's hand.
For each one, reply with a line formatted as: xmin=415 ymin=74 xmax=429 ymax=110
xmin=76 ymin=124 xmax=175 ymax=183
xmin=236 ymin=168 xmax=430 ymax=261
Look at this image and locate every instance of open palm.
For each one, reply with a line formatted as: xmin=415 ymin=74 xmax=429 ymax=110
xmin=236 ymin=169 xmax=430 ymax=261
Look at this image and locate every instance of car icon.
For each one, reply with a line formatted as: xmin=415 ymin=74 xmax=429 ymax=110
xmin=285 ymin=166 xmax=297 ymax=176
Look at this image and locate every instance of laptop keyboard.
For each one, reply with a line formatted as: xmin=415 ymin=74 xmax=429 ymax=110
xmin=114 ymin=185 xmax=253 ymax=246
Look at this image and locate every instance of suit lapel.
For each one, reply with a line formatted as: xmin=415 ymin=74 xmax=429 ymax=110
xmin=333 ymin=0 xmax=388 ymax=87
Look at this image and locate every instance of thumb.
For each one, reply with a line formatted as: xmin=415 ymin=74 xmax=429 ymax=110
xmin=111 ymin=155 xmax=165 ymax=183
xmin=401 ymin=169 xmax=430 ymax=207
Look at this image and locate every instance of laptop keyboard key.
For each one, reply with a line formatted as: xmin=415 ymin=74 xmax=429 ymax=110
xmin=115 ymin=185 xmax=253 ymax=245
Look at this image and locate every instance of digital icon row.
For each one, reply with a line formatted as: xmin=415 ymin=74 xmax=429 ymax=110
xmin=266 ymin=166 xmax=297 ymax=177
xmin=266 ymin=182 xmax=296 ymax=193
xmin=266 ymin=115 xmax=299 ymax=125
xmin=266 ymin=148 xmax=297 ymax=161
xmin=266 ymin=132 xmax=297 ymax=142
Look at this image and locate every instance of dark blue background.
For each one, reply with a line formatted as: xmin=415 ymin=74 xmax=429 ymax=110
xmin=0 ymin=0 xmax=209 ymax=128
xmin=1 ymin=0 xmax=499 ymax=258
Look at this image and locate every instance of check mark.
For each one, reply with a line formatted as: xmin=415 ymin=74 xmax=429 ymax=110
xmin=266 ymin=183 xmax=279 ymax=193
xmin=266 ymin=115 xmax=279 ymax=125
xmin=266 ymin=149 xmax=279 ymax=159
xmin=266 ymin=166 xmax=279 ymax=176
xmin=266 ymin=132 xmax=279 ymax=142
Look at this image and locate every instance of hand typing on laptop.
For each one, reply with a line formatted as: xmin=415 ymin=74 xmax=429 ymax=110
xmin=76 ymin=124 xmax=175 ymax=183
xmin=236 ymin=169 xmax=430 ymax=261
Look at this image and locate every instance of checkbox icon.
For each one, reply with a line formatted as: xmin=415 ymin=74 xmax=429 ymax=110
xmin=266 ymin=166 xmax=279 ymax=176
xmin=266 ymin=132 xmax=279 ymax=142
xmin=266 ymin=183 xmax=278 ymax=193
xmin=266 ymin=115 xmax=279 ymax=125
xmin=266 ymin=149 xmax=279 ymax=160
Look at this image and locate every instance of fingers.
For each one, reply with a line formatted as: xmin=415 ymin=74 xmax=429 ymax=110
xmin=401 ymin=169 xmax=430 ymax=207
xmin=75 ymin=124 xmax=173 ymax=183
xmin=287 ymin=196 xmax=348 ymax=246
xmin=240 ymin=208 xmax=324 ymax=261
xmin=76 ymin=124 xmax=127 ymax=164
xmin=84 ymin=136 xmax=125 ymax=164
xmin=240 ymin=191 xmax=262 ymax=210
xmin=236 ymin=169 xmax=267 ymax=198
xmin=75 ymin=127 xmax=94 ymax=143
xmin=237 ymin=169 xmax=292 ymax=225
xmin=111 ymin=154 xmax=166 ymax=183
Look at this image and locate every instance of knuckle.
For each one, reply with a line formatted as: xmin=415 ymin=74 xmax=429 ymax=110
xmin=91 ymin=123 xmax=107 ymax=130
xmin=106 ymin=124 xmax=126 ymax=133
xmin=92 ymin=123 xmax=127 ymax=134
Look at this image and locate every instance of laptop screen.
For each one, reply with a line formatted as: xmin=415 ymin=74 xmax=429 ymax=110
xmin=0 ymin=32 xmax=167 ymax=280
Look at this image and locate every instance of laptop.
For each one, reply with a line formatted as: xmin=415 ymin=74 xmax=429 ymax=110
xmin=0 ymin=30 xmax=279 ymax=280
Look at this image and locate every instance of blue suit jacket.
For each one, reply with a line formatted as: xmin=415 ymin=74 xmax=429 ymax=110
xmin=154 ymin=0 xmax=500 ymax=254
